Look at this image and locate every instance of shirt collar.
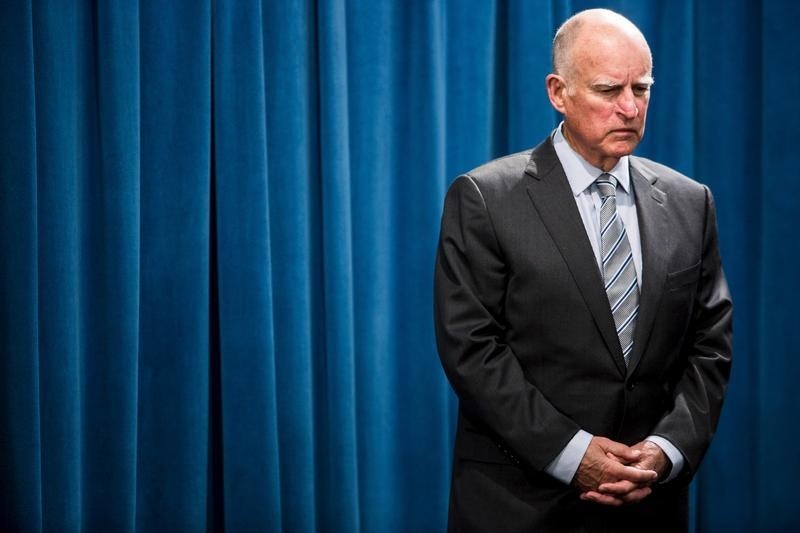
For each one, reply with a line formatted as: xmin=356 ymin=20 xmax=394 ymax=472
xmin=551 ymin=122 xmax=631 ymax=197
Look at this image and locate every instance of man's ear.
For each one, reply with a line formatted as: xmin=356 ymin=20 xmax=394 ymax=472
xmin=546 ymin=74 xmax=567 ymax=114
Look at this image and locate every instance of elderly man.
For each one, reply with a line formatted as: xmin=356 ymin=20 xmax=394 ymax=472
xmin=434 ymin=8 xmax=732 ymax=532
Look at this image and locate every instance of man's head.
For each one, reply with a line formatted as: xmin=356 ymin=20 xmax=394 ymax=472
xmin=546 ymin=9 xmax=653 ymax=171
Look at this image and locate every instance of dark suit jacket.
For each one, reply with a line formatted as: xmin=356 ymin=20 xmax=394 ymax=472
xmin=434 ymin=137 xmax=733 ymax=532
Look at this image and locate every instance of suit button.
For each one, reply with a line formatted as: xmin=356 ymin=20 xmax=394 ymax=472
xmin=627 ymin=381 xmax=636 ymax=391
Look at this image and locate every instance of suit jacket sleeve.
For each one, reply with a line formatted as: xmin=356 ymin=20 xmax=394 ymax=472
xmin=434 ymin=175 xmax=580 ymax=471
xmin=651 ymin=186 xmax=733 ymax=476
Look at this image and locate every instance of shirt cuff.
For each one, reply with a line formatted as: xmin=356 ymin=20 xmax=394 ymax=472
xmin=645 ymin=435 xmax=685 ymax=482
xmin=544 ymin=429 xmax=593 ymax=485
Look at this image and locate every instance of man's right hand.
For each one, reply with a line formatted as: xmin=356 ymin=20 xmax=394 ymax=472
xmin=571 ymin=436 xmax=658 ymax=506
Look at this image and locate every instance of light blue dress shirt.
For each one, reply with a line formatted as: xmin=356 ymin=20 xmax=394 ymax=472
xmin=543 ymin=124 xmax=685 ymax=485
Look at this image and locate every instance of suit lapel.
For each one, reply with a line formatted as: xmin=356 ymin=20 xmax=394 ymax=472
xmin=524 ymin=140 xmax=627 ymax=376
xmin=626 ymin=160 xmax=669 ymax=375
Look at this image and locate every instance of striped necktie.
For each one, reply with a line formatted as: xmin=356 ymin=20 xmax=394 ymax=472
xmin=596 ymin=173 xmax=639 ymax=365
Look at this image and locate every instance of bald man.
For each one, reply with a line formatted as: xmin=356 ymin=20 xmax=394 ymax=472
xmin=434 ymin=9 xmax=732 ymax=532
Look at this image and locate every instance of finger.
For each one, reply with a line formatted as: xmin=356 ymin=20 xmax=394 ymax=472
xmin=629 ymin=458 xmax=656 ymax=472
xmin=608 ymin=463 xmax=658 ymax=483
xmin=619 ymin=486 xmax=652 ymax=504
xmin=602 ymin=440 xmax=642 ymax=463
xmin=606 ymin=451 xmax=627 ymax=463
xmin=580 ymin=491 xmax=624 ymax=507
xmin=597 ymin=480 xmax=638 ymax=494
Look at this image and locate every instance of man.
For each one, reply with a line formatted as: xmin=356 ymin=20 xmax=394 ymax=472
xmin=434 ymin=8 xmax=732 ymax=532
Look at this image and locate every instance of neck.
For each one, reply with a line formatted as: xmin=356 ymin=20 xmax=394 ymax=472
xmin=561 ymin=124 xmax=619 ymax=172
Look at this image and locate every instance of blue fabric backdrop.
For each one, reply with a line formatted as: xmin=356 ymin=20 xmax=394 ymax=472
xmin=1 ymin=0 xmax=798 ymax=531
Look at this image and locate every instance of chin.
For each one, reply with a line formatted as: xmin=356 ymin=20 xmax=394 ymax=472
xmin=608 ymin=141 xmax=639 ymax=157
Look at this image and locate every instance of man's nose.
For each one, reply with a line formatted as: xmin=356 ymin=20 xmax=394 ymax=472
xmin=616 ymin=90 xmax=639 ymax=119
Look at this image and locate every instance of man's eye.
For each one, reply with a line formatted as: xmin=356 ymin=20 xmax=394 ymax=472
xmin=633 ymin=86 xmax=650 ymax=95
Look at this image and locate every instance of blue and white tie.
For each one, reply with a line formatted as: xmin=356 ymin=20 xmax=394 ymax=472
xmin=597 ymin=173 xmax=639 ymax=365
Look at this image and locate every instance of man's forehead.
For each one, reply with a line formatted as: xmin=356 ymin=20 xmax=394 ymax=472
xmin=570 ymin=35 xmax=653 ymax=80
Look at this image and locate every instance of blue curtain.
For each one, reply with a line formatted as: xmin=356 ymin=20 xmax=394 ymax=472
xmin=0 ymin=0 xmax=797 ymax=531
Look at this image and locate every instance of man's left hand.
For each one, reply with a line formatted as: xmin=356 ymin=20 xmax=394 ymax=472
xmin=580 ymin=440 xmax=670 ymax=505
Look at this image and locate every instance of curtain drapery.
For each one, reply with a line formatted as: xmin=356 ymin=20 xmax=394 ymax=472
xmin=1 ymin=1 xmax=797 ymax=531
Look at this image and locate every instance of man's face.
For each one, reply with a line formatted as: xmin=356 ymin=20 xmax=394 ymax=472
xmin=548 ymin=30 xmax=653 ymax=171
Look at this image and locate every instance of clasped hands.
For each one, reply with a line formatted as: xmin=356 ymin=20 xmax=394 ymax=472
xmin=572 ymin=437 xmax=669 ymax=506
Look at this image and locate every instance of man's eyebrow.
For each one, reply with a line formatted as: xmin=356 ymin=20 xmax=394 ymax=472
xmin=591 ymin=80 xmax=621 ymax=89
xmin=592 ymin=77 xmax=655 ymax=89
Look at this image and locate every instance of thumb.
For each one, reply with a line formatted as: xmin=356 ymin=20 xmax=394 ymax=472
xmin=600 ymin=438 xmax=641 ymax=463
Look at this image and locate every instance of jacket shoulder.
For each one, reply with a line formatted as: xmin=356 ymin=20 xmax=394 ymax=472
xmin=631 ymin=156 xmax=708 ymax=197
xmin=456 ymin=149 xmax=533 ymax=197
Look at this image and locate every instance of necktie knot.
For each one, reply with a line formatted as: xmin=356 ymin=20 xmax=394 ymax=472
xmin=596 ymin=173 xmax=618 ymax=199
